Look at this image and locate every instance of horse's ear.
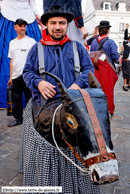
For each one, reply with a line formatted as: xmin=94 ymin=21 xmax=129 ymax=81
xmin=41 ymin=72 xmax=68 ymax=99
xmin=88 ymin=71 xmax=101 ymax=88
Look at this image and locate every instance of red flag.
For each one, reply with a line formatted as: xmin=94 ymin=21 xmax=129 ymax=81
xmin=91 ymin=57 xmax=118 ymax=115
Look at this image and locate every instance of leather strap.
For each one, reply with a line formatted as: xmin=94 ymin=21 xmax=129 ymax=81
xmin=61 ymin=129 xmax=116 ymax=167
xmin=61 ymin=136 xmax=87 ymax=167
xmin=97 ymin=38 xmax=108 ymax=51
xmin=56 ymin=89 xmax=116 ymax=167
xmin=38 ymin=42 xmax=45 ymax=75
xmin=37 ymin=42 xmax=47 ymax=105
xmin=72 ymin=41 xmax=80 ymax=78
xmin=38 ymin=41 xmax=80 ymax=78
xmin=97 ymin=38 xmax=110 ymax=63
xmin=79 ymin=89 xmax=109 ymax=162
xmin=58 ymin=95 xmax=116 ymax=167
xmin=85 ymin=152 xmax=116 ymax=167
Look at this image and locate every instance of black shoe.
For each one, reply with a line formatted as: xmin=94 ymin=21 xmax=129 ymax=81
xmin=123 ymin=86 xmax=128 ymax=91
xmin=127 ymin=85 xmax=130 ymax=89
xmin=8 ymin=119 xmax=23 ymax=127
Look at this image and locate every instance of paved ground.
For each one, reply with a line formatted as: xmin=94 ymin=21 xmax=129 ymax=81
xmin=0 ymin=74 xmax=130 ymax=194
xmin=101 ymin=75 xmax=130 ymax=193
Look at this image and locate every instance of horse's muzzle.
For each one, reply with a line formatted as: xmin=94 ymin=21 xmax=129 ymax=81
xmin=91 ymin=169 xmax=119 ymax=185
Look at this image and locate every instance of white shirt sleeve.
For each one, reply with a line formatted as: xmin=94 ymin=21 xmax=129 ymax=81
xmin=29 ymin=0 xmax=39 ymax=16
xmin=8 ymin=42 xmax=12 ymax=59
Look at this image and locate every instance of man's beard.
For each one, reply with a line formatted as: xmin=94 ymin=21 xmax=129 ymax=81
xmin=50 ymin=31 xmax=65 ymax=41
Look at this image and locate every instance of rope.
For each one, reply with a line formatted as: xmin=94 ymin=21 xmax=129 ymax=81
xmin=52 ymin=103 xmax=89 ymax=174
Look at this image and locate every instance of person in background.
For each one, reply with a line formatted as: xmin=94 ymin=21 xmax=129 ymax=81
xmin=90 ymin=21 xmax=119 ymax=115
xmin=43 ymin=0 xmax=88 ymax=45
xmin=122 ymin=23 xmax=130 ymax=91
xmin=7 ymin=19 xmax=36 ymax=127
xmin=84 ymin=26 xmax=99 ymax=46
xmin=90 ymin=21 xmax=119 ymax=67
xmin=0 ymin=0 xmax=43 ymax=109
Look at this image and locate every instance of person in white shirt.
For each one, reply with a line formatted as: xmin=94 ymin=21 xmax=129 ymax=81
xmin=0 ymin=0 xmax=45 ymax=109
xmin=7 ymin=18 xmax=36 ymax=127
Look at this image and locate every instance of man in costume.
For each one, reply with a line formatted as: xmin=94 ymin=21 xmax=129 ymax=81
xmin=7 ymin=19 xmax=36 ymax=127
xmin=43 ymin=0 xmax=88 ymax=45
xmin=122 ymin=23 xmax=130 ymax=91
xmin=90 ymin=21 xmax=119 ymax=115
xmin=23 ymin=5 xmax=93 ymax=104
xmin=90 ymin=21 xmax=119 ymax=67
xmin=21 ymin=5 xmax=101 ymax=193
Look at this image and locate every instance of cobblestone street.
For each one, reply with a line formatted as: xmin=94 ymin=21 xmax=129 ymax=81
xmin=101 ymin=74 xmax=130 ymax=193
xmin=0 ymin=74 xmax=130 ymax=194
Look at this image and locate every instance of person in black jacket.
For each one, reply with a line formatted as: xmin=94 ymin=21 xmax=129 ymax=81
xmin=84 ymin=26 xmax=99 ymax=46
xmin=122 ymin=23 xmax=130 ymax=91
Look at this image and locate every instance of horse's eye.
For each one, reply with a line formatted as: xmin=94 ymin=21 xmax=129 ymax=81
xmin=67 ymin=118 xmax=74 ymax=125
xmin=66 ymin=113 xmax=78 ymax=130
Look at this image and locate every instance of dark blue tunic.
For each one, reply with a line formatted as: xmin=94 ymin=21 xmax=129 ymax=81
xmin=23 ymin=41 xmax=94 ymax=105
xmin=90 ymin=38 xmax=119 ymax=67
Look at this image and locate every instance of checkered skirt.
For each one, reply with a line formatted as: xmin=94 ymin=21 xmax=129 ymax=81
xmin=19 ymin=100 xmax=101 ymax=194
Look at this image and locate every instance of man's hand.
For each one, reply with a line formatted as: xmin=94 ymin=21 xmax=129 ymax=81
xmin=35 ymin=15 xmax=47 ymax=30
xmin=80 ymin=26 xmax=89 ymax=39
xmin=126 ymin=23 xmax=129 ymax=29
xmin=38 ymin=80 xmax=56 ymax=99
xmin=69 ymin=83 xmax=81 ymax=90
xmin=7 ymin=78 xmax=12 ymax=87
xmin=84 ymin=40 xmax=88 ymax=46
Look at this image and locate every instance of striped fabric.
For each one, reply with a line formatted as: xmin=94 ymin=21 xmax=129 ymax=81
xmin=19 ymin=100 xmax=101 ymax=194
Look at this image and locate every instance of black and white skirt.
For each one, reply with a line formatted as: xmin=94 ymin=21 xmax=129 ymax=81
xmin=19 ymin=100 xmax=101 ymax=194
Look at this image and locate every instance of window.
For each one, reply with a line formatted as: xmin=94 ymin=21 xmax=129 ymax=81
xmin=105 ymin=4 xmax=109 ymax=10
xmin=103 ymin=2 xmax=111 ymax=11
xmin=119 ymin=23 xmax=125 ymax=32
xmin=117 ymin=3 xmax=126 ymax=11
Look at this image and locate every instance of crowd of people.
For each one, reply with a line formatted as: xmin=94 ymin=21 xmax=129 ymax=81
xmin=0 ymin=0 xmax=128 ymax=193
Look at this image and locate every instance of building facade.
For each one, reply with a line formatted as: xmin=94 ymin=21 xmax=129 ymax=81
xmin=84 ymin=0 xmax=130 ymax=51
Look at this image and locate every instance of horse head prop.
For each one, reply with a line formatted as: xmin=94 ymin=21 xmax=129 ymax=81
xmin=33 ymin=71 xmax=119 ymax=185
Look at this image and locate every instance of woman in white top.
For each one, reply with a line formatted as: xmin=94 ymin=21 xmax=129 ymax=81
xmin=0 ymin=0 xmax=43 ymax=108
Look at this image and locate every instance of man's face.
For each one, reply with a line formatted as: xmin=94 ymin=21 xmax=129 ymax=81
xmin=93 ymin=28 xmax=99 ymax=36
xmin=46 ymin=17 xmax=68 ymax=41
xmin=14 ymin=24 xmax=26 ymax=36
